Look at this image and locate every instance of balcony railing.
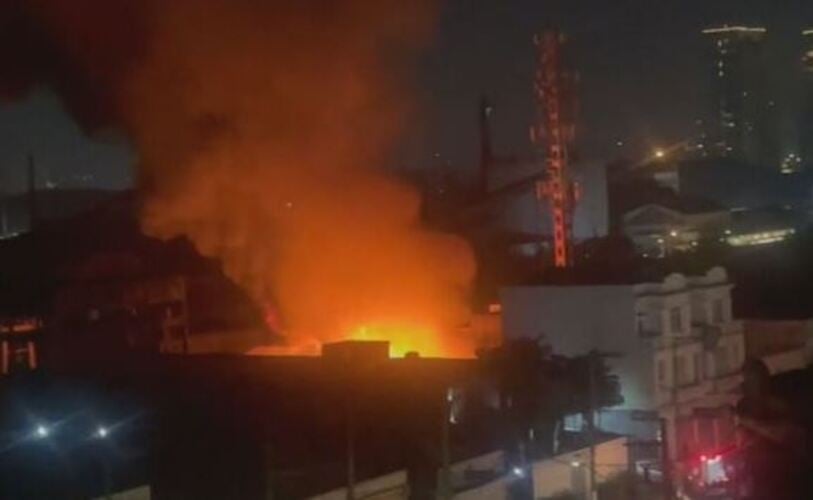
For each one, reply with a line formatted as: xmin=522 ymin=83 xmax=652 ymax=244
xmin=656 ymin=379 xmax=712 ymax=406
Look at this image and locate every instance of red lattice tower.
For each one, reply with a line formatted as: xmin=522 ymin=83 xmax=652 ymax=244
xmin=531 ymin=30 xmax=578 ymax=268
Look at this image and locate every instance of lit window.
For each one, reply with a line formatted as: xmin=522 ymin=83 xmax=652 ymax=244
xmin=564 ymin=413 xmax=584 ymax=431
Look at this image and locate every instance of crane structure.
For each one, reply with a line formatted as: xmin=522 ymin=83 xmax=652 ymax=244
xmin=531 ymin=30 xmax=579 ymax=268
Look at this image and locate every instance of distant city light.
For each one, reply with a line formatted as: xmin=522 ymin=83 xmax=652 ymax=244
xmin=654 ymin=149 xmax=665 ymax=159
xmin=34 ymin=425 xmax=49 ymax=438
xmin=781 ymin=153 xmax=802 ymax=174
xmin=669 ymin=230 xmax=678 ymax=237
xmin=702 ymin=26 xmax=767 ymax=35
xmin=95 ymin=426 xmax=109 ymax=439
xmin=727 ymin=228 xmax=795 ymax=247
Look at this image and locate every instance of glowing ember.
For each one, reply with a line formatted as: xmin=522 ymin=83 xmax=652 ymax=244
xmin=247 ymin=319 xmax=480 ymax=359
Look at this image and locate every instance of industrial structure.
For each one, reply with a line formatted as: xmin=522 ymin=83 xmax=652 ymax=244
xmin=532 ymin=31 xmax=579 ymax=268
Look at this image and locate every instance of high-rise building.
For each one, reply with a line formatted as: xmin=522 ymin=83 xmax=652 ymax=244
xmin=702 ymin=26 xmax=771 ymax=166
xmin=800 ymin=29 xmax=813 ymax=170
xmin=803 ymin=29 xmax=813 ymax=74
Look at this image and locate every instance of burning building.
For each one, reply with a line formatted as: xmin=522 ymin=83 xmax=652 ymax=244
xmin=0 ymin=0 xmax=481 ymax=359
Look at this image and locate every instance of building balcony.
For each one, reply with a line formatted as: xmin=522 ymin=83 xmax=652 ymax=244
xmin=656 ymin=380 xmax=712 ymax=407
xmin=652 ymin=335 xmax=702 ymax=351
xmin=711 ymin=370 xmax=742 ymax=395
xmin=691 ymin=319 xmax=743 ymax=338
xmin=676 ymin=380 xmax=713 ymax=404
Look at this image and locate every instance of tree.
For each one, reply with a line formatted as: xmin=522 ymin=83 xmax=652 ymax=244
xmin=478 ymin=340 xmax=623 ymax=462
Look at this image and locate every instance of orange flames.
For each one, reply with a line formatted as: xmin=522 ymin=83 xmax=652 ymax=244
xmin=17 ymin=0 xmax=481 ymax=359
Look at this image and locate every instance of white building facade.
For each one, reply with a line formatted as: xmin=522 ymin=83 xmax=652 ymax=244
xmin=500 ymin=267 xmax=745 ymax=461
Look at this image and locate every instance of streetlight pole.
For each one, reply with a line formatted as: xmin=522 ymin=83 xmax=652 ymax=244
xmin=346 ymin=398 xmax=356 ymax=500
xmin=587 ymin=351 xmax=597 ymax=500
xmin=438 ymin=387 xmax=452 ymax=500
xmin=102 ymin=458 xmax=112 ymax=500
xmin=660 ymin=417 xmax=672 ymax=500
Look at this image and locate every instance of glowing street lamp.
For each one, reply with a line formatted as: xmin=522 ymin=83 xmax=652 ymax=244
xmin=34 ymin=424 xmax=49 ymax=439
xmin=655 ymin=149 xmax=666 ymax=159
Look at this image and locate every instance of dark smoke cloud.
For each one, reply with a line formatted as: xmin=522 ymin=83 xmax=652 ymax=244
xmin=1 ymin=0 xmax=479 ymax=356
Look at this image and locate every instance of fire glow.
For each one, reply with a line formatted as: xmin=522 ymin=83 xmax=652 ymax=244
xmin=249 ymin=321 xmax=475 ymax=359
xmin=349 ymin=324 xmax=469 ymax=359
xmin=3 ymin=0 xmax=482 ymax=359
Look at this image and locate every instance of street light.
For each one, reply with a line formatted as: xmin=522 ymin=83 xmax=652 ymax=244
xmin=655 ymin=149 xmax=666 ymax=159
xmin=34 ymin=424 xmax=49 ymax=439
xmin=94 ymin=426 xmax=109 ymax=439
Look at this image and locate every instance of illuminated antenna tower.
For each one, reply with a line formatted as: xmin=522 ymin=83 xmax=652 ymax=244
xmin=531 ymin=30 xmax=579 ymax=268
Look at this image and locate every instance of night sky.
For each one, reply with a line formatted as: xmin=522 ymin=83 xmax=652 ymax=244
xmin=2 ymin=0 xmax=812 ymax=193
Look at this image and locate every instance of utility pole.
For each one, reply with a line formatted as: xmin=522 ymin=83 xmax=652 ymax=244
xmin=585 ymin=349 xmax=621 ymax=500
xmin=345 ymin=398 xmax=356 ymax=500
xmin=660 ymin=417 xmax=672 ymax=500
xmin=27 ymin=154 xmax=39 ymax=232
xmin=438 ymin=387 xmax=452 ymax=499
xmin=479 ymin=96 xmax=494 ymax=197
xmin=587 ymin=351 xmax=597 ymax=500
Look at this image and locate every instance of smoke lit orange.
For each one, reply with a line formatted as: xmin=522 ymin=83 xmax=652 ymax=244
xmin=14 ymin=0 xmax=480 ymax=358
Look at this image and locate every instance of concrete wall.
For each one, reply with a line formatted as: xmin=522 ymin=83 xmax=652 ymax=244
xmin=501 ymin=286 xmax=652 ymax=409
xmin=453 ymin=476 xmax=511 ymax=500
xmin=449 ymin=450 xmax=505 ymax=489
xmin=307 ymin=470 xmax=408 ymax=500
xmin=532 ymin=437 xmax=629 ymax=499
